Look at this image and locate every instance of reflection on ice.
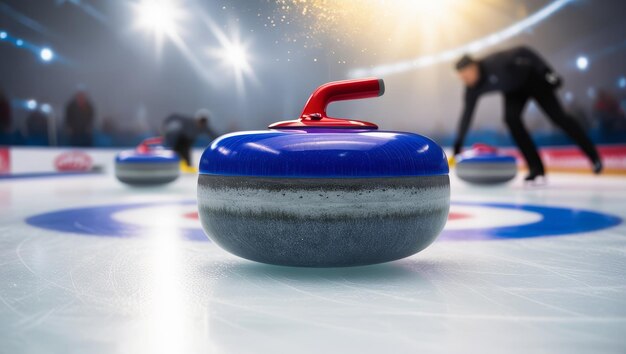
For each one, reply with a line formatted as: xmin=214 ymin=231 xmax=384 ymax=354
xmin=128 ymin=208 xmax=210 ymax=353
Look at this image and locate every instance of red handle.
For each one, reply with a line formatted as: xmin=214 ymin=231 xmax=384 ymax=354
xmin=301 ymin=77 xmax=384 ymax=118
xmin=269 ymin=78 xmax=384 ymax=129
xmin=472 ymin=143 xmax=498 ymax=154
xmin=136 ymin=137 xmax=164 ymax=153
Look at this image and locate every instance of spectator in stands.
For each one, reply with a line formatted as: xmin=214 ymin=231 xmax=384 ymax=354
xmin=93 ymin=116 xmax=118 ymax=146
xmin=24 ymin=109 xmax=49 ymax=146
xmin=0 ymin=89 xmax=12 ymax=144
xmin=64 ymin=90 xmax=95 ymax=146
xmin=593 ymin=89 xmax=626 ymax=136
xmin=0 ymin=89 xmax=24 ymax=145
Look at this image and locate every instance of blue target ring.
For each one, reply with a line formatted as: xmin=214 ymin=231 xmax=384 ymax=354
xmin=26 ymin=201 xmax=207 ymax=242
xmin=25 ymin=201 xmax=621 ymax=241
xmin=439 ymin=202 xmax=621 ymax=240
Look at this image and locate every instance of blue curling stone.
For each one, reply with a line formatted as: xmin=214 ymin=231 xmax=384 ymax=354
xmin=197 ymin=78 xmax=450 ymax=267
xmin=115 ymin=148 xmax=180 ymax=186
xmin=456 ymin=145 xmax=517 ymax=185
xmin=198 ymin=129 xmax=450 ymax=267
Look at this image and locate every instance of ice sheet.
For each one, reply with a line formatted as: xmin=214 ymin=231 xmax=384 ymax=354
xmin=0 ymin=172 xmax=625 ymax=354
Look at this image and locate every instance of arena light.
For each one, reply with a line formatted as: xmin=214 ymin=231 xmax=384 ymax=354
xmin=132 ymin=0 xmax=186 ymax=48
xmin=348 ymin=0 xmax=573 ymax=78
xmin=0 ymin=30 xmax=63 ymax=63
xmin=388 ymin=0 xmax=461 ymax=17
xmin=619 ymin=77 xmax=626 ymax=89
xmin=40 ymin=47 xmax=54 ymax=62
xmin=26 ymin=99 xmax=37 ymax=110
xmin=216 ymin=40 xmax=251 ymax=75
xmin=204 ymin=17 xmax=256 ymax=94
xmin=41 ymin=103 xmax=52 ymax=113
xmin=576 ymin=56 xmax=589 ymax=71
xmin=209 ymin=37 xmax=253 ymax=93
xmin=278 ymin=0 xmax=465 ymax=49
xmin=130 ymin=1 xmax=219 ymax=86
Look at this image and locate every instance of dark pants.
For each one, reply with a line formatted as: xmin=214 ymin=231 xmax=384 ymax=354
xmin=170 ymin=135 xmax=193 ymax=166
xmin=504 ymin=74 xmax=599 ymax=174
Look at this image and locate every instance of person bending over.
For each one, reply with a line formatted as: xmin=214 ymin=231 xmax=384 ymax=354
xmin=453 ymin=46 xmax=602 ymax=181
xmin=162 ymin=109 xmax=217 ymax=168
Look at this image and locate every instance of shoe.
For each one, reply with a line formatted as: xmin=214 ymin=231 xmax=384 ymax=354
xmin=592 ymin=159 xmax=603 ymax=174
xmin=524 ymin=171 xmax=545 ymax=182
xmin=180 ymin=161 xmax=198 ymax=174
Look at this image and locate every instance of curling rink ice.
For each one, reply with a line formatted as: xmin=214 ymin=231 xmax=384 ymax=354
xmin=0 ymin=170 xmax=625 ymax=354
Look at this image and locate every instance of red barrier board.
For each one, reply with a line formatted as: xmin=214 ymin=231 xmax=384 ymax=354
xmin=0 ymin=148 xmax=9 ymax=174
xmin=501 ymin=144 xmax=626 ymax=175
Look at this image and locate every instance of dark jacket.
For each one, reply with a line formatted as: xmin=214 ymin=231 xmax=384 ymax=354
xmin=65 ymin=96 xmax=95 ymax=135
xmin=454 ymin=46 xmax=555 ymax=154
xmin=0 ymin=91 xmax=10 ymax=133
xmin=162 ymin=114 xmax=217 ymax=145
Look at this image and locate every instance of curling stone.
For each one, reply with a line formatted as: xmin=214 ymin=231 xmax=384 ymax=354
xmin=455 ymin=143 xmax=517 ymax=184
xmin=197 ymin=78 xmax=450 ymax=267
xmin=115 ymin=137 xmax=180 ymax=186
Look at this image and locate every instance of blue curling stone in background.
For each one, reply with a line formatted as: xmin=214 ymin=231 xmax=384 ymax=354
xmin=455 ymin=144 xmax=518 ymax=185
xmin=115 ymin=137 xmax=180 ymax=186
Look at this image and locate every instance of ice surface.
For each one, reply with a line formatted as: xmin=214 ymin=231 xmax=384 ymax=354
xmin=0 ymin=171 xmax=625 ymax=354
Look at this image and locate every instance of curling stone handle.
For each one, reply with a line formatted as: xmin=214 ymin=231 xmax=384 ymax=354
xmin=137 ymin=137 xmax=164 ymax=153
xmin=471 ymin=143 xmax=498 ymax=154
xmin=300 ymin=78 xmax=384 ymax=119
xmin=268 ymin=78 xmax=383 ymax=129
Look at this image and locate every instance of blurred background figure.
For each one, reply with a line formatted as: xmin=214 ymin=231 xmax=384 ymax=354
xmin=452 ymin=46 xmax=602 ymax=181
xmin=64 ymin=90 xmax=95 ymax=147
xmin=0 ymin=89 xmax=12 ymax=144
xmin=563 ymin=97 xmax=590 ymax=132
xmin=24 ymin=108 xmax=50 ymax=146
xmin=593 ymin=89 xmax=626 ymax=137
xmin=94 ymin=116 xmax=119 ymax=147
xmin=162 ymin=109 xmax=218 ymax=169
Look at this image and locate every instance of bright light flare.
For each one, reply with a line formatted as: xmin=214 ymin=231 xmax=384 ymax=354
xmin=26 ymin=99 xmax=37 ymax=110
xmin=131 ymin=1 xmax=217 ymax=86
xmin=348 ymin=0 xmax=573 ymax=77
xmin=217 ymin=41 xmax=251 ymax=74
xmin=132 ymin=0 xmax=186 ymax=49
xmin=576 ymin=56 xmax=589 ymax=71
xmin=41 ymin=103 xmax=52 ymax=113
xmin=40 ymin=47 xmax=54 ymax=62
xmin=207 ymin=34 xmax=255 ymax=94
xmin=275 ymin=0 xmax=466 ymax=51
xmin=379 ymin=0 xmax=462 ymax=17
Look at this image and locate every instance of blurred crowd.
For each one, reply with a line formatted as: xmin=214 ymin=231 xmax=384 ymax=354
xmin=0 ymin=88 xmax=219 ymax=148
xmin=1 ymin=87 xmax=625 ymax=148
xmin=593 ymin=89 xmax=626 ymax=136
